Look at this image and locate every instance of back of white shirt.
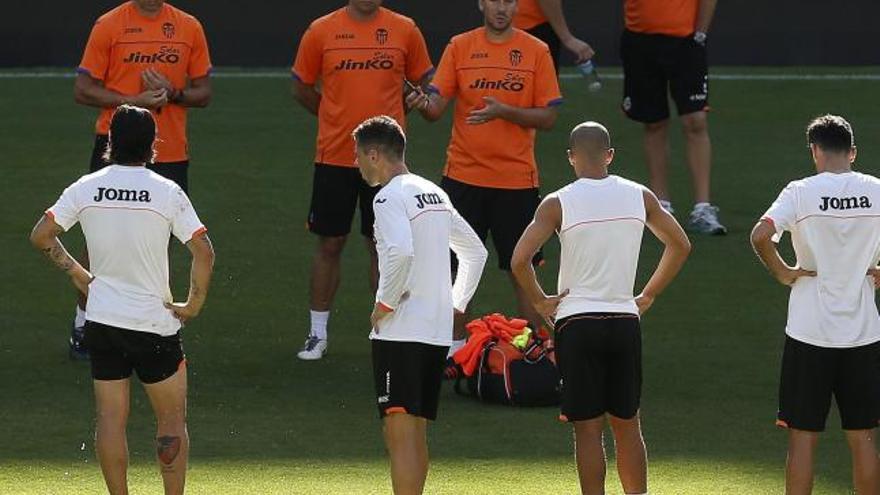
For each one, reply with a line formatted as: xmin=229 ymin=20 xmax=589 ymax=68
xmin=370 ymin=174 xmax=487 ymax=346
xmin=47 ymin=165 xmax=205 ymax=336
xmin=555 ymin=176 xmax=646 ymax=319
xmin=763 ymin=171 xmax=880 ymax=348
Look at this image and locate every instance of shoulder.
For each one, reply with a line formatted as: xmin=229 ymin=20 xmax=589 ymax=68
xmin=95 ymin=3 xmax=128 ymax=24
xmin=382 ymin=7 xmax=418 ymax=30
xmin=450 ymin=28 xmax=481 ymax=47
xmin=516 ymin=29 xmax=551 ymax=53
xmin=307 ymin=9 xmax=343 ymax=34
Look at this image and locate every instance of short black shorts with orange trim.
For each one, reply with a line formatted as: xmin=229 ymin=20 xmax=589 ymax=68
xmin=372 ymin=339 xmax=449 ymax=421
xmin=620 ymin=29 xmax=709 ymax=124
xmin=308 ymin=163 xmax=380 ymax=238
xmin=90 ymin=134 xmax=190 ymax=193
xmin=84 ymin=321 xmax=185 ymax=384
xmin=777 ymin=336 xmax=880 ymax=432
xmin=441 ymin=176 xmax=542 ymax=271
xmin=555 ymin=313 xmax=642 ymax=422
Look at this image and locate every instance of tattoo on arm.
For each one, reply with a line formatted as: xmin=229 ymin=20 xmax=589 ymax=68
xmin=41 ymin=242 xmax=75 ymax=272
xmin=157 ymin=435 xmax=182 ymax=466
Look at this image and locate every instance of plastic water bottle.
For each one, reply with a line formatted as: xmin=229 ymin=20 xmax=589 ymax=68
xmin=577 ymin=60 xmax=602 ymax=93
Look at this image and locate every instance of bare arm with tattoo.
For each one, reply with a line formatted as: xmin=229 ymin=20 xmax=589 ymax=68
xmin=29 ymin=214 xmax=94 ymax=295
xmin=165 ymin=232 xmax=215 ymax=323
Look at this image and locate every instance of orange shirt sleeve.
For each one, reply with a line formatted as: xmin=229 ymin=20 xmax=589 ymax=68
xmin=78 ymin=18 xmax=114 ymax=81
xmin=428 ymin=41 xmax=457 ymax=98
xmin=404 ymin=25 xmax=434 ymax=83
xmin=292 ymin=23 xmax=323 ymax=85
xmin=188 ymin=19 xmax=212 ymax=79
xmin=533 ymin=46 xmax=563 ymax=107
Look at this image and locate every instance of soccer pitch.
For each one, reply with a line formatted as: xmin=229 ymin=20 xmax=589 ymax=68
xmin=2 ymin=68 xmax=879 ymax=494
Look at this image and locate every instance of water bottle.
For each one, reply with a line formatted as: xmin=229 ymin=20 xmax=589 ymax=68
xmin=577 ymin=60 xmax=602 ymax=93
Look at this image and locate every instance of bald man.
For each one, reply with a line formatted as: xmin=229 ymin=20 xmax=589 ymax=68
xmin=511 ymin=122 xmax=690 ymax=495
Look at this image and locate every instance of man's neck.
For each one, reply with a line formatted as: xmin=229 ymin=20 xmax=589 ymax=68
xmin=821 ymin=160 xmax=853 ymax=174
xmin=132 ymin=2 xmax=162 ymax=19
xmin=380 ymin=162 xmax=409 ymax=185
xmin=575 ymin=166 xmax=609 ymax=180
xmin=484 ymin=24 xmax=514 ymax=43
xmin=346 ymin=5 xmax=380 ymax=22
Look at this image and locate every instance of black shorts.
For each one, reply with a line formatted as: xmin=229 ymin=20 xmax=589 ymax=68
xmin=440 ymin=176 xmax=542 ymax=270
xmin=525 ymin=22 xmax=561 ymax=73
xmin=90 ymin=134 xmax=190 ymax=193
xmin=372 ymin=339 xmax=449 ymax=421
xmin=84 ymin=321 xmax=185 ymax=384
xmin=308 ymin=163 xmax=380 ymax=238
xmin=777 ymin=336 xmax=880 ymax=432
xmin=555 ymin=313 xmax=642 ymax=421
xmin=620 ymin=29 xmax=709 ymax=123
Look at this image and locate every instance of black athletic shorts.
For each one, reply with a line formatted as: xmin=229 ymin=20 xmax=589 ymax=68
xmin=555 ymin=313 xmax=642 ymax=422
xmin=440 ymin=176 xmax=542 ymax=270
xmin=372 ymin=339 xmax=449 ymax=421
xmin=620 ymin=29 xmax=709 ymax=124
xmin=308 ymin=163 xmax=380 ymax=238
xmin=777 ymin=336 xmax=880 ymax=432
xmin=84 ymin=321 xmax=185 ymax=384
xmin=526 ymin=22 xmax=561 ymax=73
xmin=90 ymin=134 xmax=190 ymax=192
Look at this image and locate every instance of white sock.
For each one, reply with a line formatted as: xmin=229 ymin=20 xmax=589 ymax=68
xmin=447 ymin=339 xmax=466 ymax=358
xmin=74 ymin=306 xmax=87 ymax=329
xmin=310 ymin=310 xmax=329 ymax=341
xmin=694 ymin=201 xmax=711 ymax=210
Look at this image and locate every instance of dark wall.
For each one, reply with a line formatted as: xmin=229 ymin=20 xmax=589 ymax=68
xmin=2 ymin=1 xmax=878 ymax=68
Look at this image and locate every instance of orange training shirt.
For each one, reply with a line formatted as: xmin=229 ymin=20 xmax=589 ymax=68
xmin=513 ymin=0 xmax=548 ymax=30
xmin=78 ymin=2 xmax=212 ymax=163
xmin=624 ymin=0 xmax=698 ymax=37
xmin=292 ymin=7 xmax=434 ymax=168
xmin=430 ymin=28 xmax=562 ymax=190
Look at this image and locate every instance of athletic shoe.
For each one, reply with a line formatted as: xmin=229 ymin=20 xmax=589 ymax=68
xmin=443 ymin=357 xmax=462 ymax=380
xmin=659 ymin=200 xmax=675 ymax=214
xmin=687 ymin=204 xmax=728 ymax=235
xmin=69 ymin=323 xmax=89 ymax=361
xmin=296 ymin=335 xmax=327 ymax=361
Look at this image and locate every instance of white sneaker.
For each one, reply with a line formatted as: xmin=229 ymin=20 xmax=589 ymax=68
xmin=296 ymin=335 xmax=327 ymax=360
xmin=659 ymin=200 xmax=675 ymax=214
xmin=687 ymin=204 xmax=727 ymax=235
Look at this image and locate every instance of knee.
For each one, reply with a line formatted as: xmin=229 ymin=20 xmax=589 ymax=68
xmin=608 ymin=415 xmax=643 ymax=439
xmin=96 ymin=407 xmax=129 ymax=432
xmin=644 ymin=120 xmax=669 ymax=135
xmin=681 ymin=112 xmax=708 ymax=135
xmin=317 ymin=236 xmax=346 ymax=259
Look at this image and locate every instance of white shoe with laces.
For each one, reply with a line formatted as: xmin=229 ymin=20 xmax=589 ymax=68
xmin=687 ymin=204 xmax=727 ymax=235
xmin=296 ymin=335 xmax=327 ymax=360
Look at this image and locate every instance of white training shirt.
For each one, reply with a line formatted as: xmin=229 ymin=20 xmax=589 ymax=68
xmin=371 ymin=173 xmax=487 ymax=346
xmin=763 ymin=171 xmax=880 ymax=348
xmin=47 ymin=165 xmax=206 ymax=336
xmin=555 ymin=175 xmax=647 ymax=320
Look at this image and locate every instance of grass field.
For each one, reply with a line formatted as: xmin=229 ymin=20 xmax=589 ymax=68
xmin=2 ymin=67 xmax=879 ymax=494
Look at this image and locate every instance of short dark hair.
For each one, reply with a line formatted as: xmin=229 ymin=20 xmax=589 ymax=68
xmin=352 ymin=115 xmax=406 ymax=161
xmin=806 ymin=114 xmax=854 ymax=154
xmin=103 ymin=105 xmax=157 ymax=164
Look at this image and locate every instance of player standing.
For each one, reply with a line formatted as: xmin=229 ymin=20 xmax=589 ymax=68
xmin=71 ymin=0 xmax=213 ymax=358
xmin=291 ymin=0 xmax=434 ymax=360
xmin=512 ymin=122 xmax=690 ymax=495
xmin=354 ymin=116 xmax=487 ymax=495
xmin=411 ymin=0 xmax=562 ymax=351
xmin=30 ymin=105 xmax=214 ymax=495
xmin=750 ymin=115 xmax=880 ymax=495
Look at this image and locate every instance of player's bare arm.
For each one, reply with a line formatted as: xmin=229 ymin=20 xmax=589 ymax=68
xmin=750 ymin=219 xmax=816 ymax=287
xmin=416 ymin=92 xmax=451 ymax=122
xmin=29 ymin=214 xmax=94 ymax=295
xmin=696 ymin=0 xmax=718 ymax=34
xmin=142 ymin=69 xmax=212 ymax=108
xmin=536 ymin=0 xmax=594 ymax=63
xmin=291 ymin=79 xmax=321 ymax=116
xmin=166 ymin=231 xmax=215 ymax=323
xmin=638 ymin=189 xmax=692 ymax=314
xmin=511 ymin=195 xmax=568 ymax=328
xmin=466 ymin=97 xmax=558 ymax=130
xmin=74 ymin=73 xmax=168 ymax=109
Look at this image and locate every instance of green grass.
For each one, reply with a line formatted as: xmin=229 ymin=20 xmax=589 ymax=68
xmin=2 ymin=68 xmax=878 ymax=494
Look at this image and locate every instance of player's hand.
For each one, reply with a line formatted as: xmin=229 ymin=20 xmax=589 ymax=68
xmin=142 ymin=68 xmax=173 ymax=93
xmin=405 ymin=88 xmax=430 ymax=112
xmin=69 ymin=266 xmax=94 ymax=297
xmin=130 ymin=89 xmax=168 ymax=109
xmin=370 ymin=303 xmax=393 ymax=332
xmin=165 ymin=301 xmax=200 ymax=324
xmin=562 ymin=36 xmax=595 ymax=64
xmin=867 ymin=267 xmax=880 ymax=288
xmin=775 ymin=266 xmax=816 ymax=287
xmin=466 ymin=96 xmax=504 ymax=125
xmin=635 ymin=292 xmax=655 ymax=316
xmin=533 ymin=289 xmax=569 ymax=329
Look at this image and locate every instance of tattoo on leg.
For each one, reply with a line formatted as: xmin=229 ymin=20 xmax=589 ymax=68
xmin=156 ymin=435 xmax=182 ymax=465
